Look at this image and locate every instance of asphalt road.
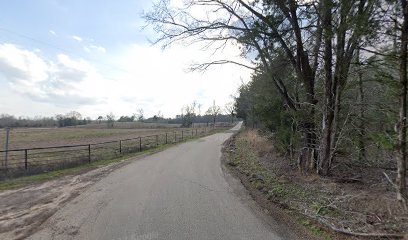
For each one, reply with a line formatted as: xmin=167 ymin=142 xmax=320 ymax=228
xmin=30 ymin=123 xmax=298 ymax=240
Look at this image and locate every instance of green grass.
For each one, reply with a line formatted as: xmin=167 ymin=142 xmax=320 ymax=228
xmin=311 ymin=201 xmax=341 ymax=217
xmin=299 ymin=219 xmax=333 ymax=240
xmin=0 ymin=127 xmax=229 ymax=191
xmin=231 ymin=135 xmax=309 ymax=203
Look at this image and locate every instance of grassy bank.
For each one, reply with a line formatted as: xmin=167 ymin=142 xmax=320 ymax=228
xmin=224 ymin=130 xmax=334 ymax=240
xmin=224 ymin=129 xmax=408 ymax=240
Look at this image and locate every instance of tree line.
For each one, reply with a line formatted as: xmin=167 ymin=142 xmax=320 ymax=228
xmin=145 ymin=0 xmax=408 ymax=206
xmin=0 ymin=102 xmax=237 ymax=129
xmin=172 ymin=100 xmax=235 ymax=127
xmin=0 ymin=112 xmax=91 ymax=128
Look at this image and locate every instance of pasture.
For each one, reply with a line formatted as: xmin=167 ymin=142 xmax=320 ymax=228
xmin=0 ymin=124 xmax=184 ymax=150
xmin=0 ymin=123 xmax=229 ymax=179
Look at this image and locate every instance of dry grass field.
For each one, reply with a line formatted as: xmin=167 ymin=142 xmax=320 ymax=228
xmin=0 ymin=125 xmax=189 ymax=150
xmin=0 ymin=122 xmax=232 ymax=179
xmin=77 ymin=122 xmax=181 ymax=129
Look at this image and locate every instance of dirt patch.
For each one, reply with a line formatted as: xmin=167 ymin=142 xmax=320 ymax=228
xmin=0 ymin=158 xmax=131 ymax=240
xmin=222 ymin=129 xmax=408 ymax=240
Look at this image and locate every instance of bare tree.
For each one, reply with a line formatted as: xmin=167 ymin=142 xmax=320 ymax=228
xmin=206 ymin=100 xmax=221 ymax=127
xmin=157 ymin=111 xmax=163 ymax=119
xmin=106 ymin=113 xmax=115 ymax=128
xmin=181 ymin=102 xmax=197 ymax=127
xmin=66 ymin=111 xmax=82 ymax=120
xmin=97 ymin=116 xmax=103 ymax=124
xmin=136 ymin=109 xmax=144 ymax=122
xmin=144 ymin=0 xmax=322 ymax=172
xmin=144 ymin=0 xmax=377 ymax=176
xmin=225 ymin=102 xmax=235 ymax=124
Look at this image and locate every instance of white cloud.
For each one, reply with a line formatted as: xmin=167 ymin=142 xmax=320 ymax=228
xmin=0 ymin=41 xmax=251 ymax=118
xmin=90 ymin=45 xmax=106 ymax=53
xmin=0 ymin=43 xmax=48 ymax=83
xmin=106 ymin=42 xmax=252 ymax=118
xmin=49 ymin=30 xmax=57 ymax=36
xmin=0 ymin=43 xmax=102 ymax=109
xmin=85 ymin=45 xmax=106 ymax=53
xmin=71 ymin=35 xmax=83 ymax=42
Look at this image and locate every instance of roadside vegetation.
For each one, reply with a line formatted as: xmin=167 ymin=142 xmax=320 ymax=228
xmin=225 ymin=130 xmax=407 ymax=239
xmin=145 ymin=0 xmax=408 ymax=236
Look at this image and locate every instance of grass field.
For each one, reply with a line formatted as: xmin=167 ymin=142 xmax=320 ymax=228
xmin=0 ymin=123 xmax=232 ymax=179
xmin=0 ymin=125 xmax=191 ymax=150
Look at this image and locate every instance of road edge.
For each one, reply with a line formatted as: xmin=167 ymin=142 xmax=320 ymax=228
xmin=1 ymin=128 xmax=231 ymax=240
xmin=220 ymin=130 xmax=332 ymax=240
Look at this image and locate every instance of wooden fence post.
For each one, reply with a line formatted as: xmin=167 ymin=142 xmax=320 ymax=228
xmin=139 ymin=137 xmax=142 ymax=152
xmin=25 ymin=149 xmax=28 ymax=170
xmin=4 ymin=127 xmax=10 ymax=169
xmin=119 ymin=140 xmax=122 ymax=154
xmin=88 ymin=144 xmax=91 ymax=163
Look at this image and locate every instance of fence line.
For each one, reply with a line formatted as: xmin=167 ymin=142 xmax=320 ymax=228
xmin=0 ymin=126 xmax=229 ymax=180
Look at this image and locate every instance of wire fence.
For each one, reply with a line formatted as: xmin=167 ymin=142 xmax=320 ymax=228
xmin=0 ymin=126 xmax=230 ymax=180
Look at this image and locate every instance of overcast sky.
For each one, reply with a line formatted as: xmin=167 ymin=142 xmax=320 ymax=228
xmin=0 ymin=0 xmax=251 ymax=119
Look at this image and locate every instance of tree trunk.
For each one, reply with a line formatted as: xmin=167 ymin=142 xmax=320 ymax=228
xmin=330 ymin=84 xmax=341 ymax=166
xmin=298 ymin=121 xmax=318 ymax=173
xmin=397 ymin=0 xmax=408 ymax=207
xmin=357 ymin=52 xmax=366 ymax=162
xmin=318 ymin=0 xmax=334 ymax=176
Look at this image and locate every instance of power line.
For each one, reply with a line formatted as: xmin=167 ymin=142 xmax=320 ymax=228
xmin=0 ymin=27 xmax=73 ymax=54
xmin=0 ymin=26 xmax=131 ymax=76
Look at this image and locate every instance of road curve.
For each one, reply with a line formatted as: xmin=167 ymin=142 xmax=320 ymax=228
xmin=30 ymin=123 xmax=297 ymax=240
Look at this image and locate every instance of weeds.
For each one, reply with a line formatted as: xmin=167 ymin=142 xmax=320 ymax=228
xmin=227 ymin=130 xmax=334 ymax=240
